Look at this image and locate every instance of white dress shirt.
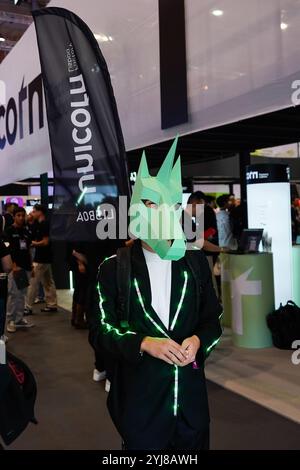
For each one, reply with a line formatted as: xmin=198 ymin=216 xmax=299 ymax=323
xmin=142 ymin=247 xmax=172 ymax=329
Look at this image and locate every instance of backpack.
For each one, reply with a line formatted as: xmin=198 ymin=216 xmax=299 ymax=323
xmin=266 ymin=300 xmax=300 ymax=349
xmin=0 ymin=352 xmax=37 ymax=445
xmin=115 ymin=246 xmax=204 ymax=329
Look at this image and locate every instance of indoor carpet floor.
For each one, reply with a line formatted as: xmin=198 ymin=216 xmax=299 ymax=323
xmin=3 ymin=305 xmax=300 ymax=450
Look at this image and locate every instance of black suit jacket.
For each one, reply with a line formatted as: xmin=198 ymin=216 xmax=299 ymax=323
xmin=91 ymin=241 xmax=222 ymax=449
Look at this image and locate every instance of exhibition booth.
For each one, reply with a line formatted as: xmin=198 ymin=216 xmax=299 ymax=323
xmin=0 ymin=0 xmax=300 ymax=449
xmin=220 ymin=163 xmax=300 ymax=349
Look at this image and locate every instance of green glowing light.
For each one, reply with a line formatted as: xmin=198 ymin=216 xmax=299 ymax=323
xmin=206 ymin=335 xmax=221 ymax=354
xmin=76 ymin=186 xmax=87 ymax=206
xmin=98 ymin=284 xmax=136 ymax=337
xmin=170 ymin=271 xmax=188 ymax=331
xmin=134 ymin=278 xmax=168 ymax=337
xmin=173 ymin=365 xmax=179 ymax=416
xmin=134 ymin=273 xmax=188 ymax=416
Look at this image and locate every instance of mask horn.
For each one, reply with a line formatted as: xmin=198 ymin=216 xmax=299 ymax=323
xmin=157 ymin=136 xmax=178 ymax=182
xmin=170 ymin=155 xmax=182 ymax=189
xmin=136 ymin=150 xmax=149 ymax=179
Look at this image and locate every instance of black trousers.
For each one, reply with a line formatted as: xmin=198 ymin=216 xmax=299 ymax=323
xmin=124 ymin=412 xmax=209 ymax=451
xmin=167 ymin=412 xmax=209 ymax=450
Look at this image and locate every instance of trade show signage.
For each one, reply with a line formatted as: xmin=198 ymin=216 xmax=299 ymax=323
xmin=246 ymin=164 xmax=292 ymax=307
xmin=33 ymin=7 xmax=130 ymax=241
xmin=246 ymin=164 xmax=290 ymax=184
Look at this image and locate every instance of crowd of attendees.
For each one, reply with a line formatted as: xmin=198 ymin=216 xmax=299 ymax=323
xmin=0 ymin=202 xmax=57 ymax=338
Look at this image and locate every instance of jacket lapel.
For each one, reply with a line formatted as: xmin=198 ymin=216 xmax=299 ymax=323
xmin=168 ymin=258 xmax=187 ymax=331
xmin=131 ymin=241 xmax=169 ymax=334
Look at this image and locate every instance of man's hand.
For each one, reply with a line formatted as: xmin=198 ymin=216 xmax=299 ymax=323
xmin=140 ymin=337 xmax=189 ymax=366
xmin=181 ymin=335 xmax=201 ymax=366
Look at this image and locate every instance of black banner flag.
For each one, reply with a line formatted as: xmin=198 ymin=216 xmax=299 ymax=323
xmin=33 ymin=7 xmax=130 ymax=241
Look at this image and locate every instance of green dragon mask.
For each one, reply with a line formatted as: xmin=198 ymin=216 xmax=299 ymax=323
xmin=129 ymin=137 xmax=186 ymax=260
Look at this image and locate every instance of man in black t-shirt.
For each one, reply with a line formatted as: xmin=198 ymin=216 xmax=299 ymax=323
xmin=0 ymin=239 xmax=12 ymax=337
xmin=25 ymin=205 xmax=57 ymax=314
xmin=3 ymin=203 xmax=17 ymax=229
xmin=4 ymin=207 xmax=34 ymax=333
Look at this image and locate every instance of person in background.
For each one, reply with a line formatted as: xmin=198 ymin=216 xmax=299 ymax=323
xmin=0 ymin=214 xmax=5 ymax=235
xmin=185 ymin=192 xmax=225 ymax=297
xmin=67 ymin=243 xmax=88 ymax=330
xmin=216 ymin=194 xmax=237 ymax=250
xmin=229 ymin=201 xmax=244 ymax=245
xmin=26 ymin=211 xmax=45 ymax=305
xmin=25 ymin=211 xmax=36 ymax=238
xmin=0 ymin=238 xmax=12 ymax=340
xmin=187 ymin=192 xmax=219 ymax=250
xmin=3 ymin=203 xmax=17 ymax=229
xmin=25 ymin=204 xmax=57 ymax=314
xmin=4 ymin=207 xmax=34 ymax=333
xmin=205 ymin=195 xmax=217 ymax=211
xmin=228 ymin=194 xmax=236 ymax=208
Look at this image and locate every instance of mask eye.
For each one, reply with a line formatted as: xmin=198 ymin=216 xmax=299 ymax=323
xmin=142 ymin=199 xmax=158 ymax=209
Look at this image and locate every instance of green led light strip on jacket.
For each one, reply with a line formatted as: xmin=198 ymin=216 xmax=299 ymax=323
xmin=170 ymin=271 xmax=188 ymax=331
xmin=98 ymin=284 xmax=136 ymax=337
xmin=133 ymin=272 xmax=189 ymax=416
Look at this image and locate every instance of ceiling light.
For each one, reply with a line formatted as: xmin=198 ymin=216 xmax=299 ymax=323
xmin=94 ymin=33 xmax=109 ymax=42
xmin=0 ymin=37 xmax=5 ymax=42
xmin=212 ymin=9 xmax=224 ymax=17
xmin=280 ymin=22 xmax=288 ymax=30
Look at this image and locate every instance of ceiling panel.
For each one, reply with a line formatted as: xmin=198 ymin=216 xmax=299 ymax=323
xmin=0 ymin=0 xmax=50 ymax=62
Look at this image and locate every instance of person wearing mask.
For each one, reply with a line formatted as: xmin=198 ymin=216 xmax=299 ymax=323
xmin=90 ymin=140 xmax=222 ymax=450
xmin=4 ymin=207 xmax=34 ymax=333
xmin=25 ymin=204 xmax=57 ymax=314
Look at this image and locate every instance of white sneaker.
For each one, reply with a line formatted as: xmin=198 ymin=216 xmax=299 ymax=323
xmin=93 ymin=369 xmax=106 ymax=382
xmin=105 ymin=379 xmax=111 ymax=393
xmin=0 ymin=334 xmax=8 ymax=343
xmin=7 ymin=321 xmax=16 ymax=333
